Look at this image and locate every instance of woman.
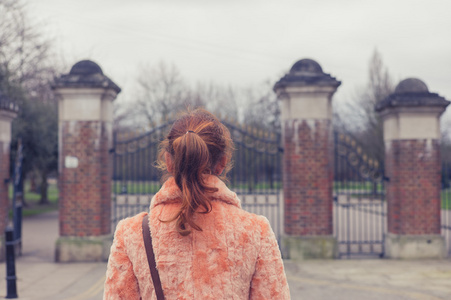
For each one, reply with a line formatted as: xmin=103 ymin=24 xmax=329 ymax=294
xmin=104 ymin=109 xmax=290 ymax=299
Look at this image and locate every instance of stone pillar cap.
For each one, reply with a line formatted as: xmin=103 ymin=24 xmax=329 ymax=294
xmin=52 ymin=60 xmax=121 ymax=94
xmin=0 ymin=90 xmax=19 ymax=113
xmin=273 ymin=58 xmax=341 ymax=91
xmin=376 ymin=78 xmax=449 ymax=112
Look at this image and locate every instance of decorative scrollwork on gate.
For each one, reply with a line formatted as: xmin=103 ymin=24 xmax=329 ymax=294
xmin=114 ymin=120 xmax=282 ymax=156
xmin=114 ymin=122 xmax=173 ymax=155
xmin=222 ymin=121 xmax=281 ymax=155
xmin=334 ymin=131 xmax=383 ymax=180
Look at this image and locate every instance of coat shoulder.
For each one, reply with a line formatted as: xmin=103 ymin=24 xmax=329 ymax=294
xmin=222 ymin=203 xmax=271 ymax=230
xmin=214 ymin=202 xmax=274 ymax=248
xmin=114 ymin=212 xmax=147 ymax=242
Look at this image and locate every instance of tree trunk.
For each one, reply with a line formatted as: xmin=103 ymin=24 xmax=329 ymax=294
xmin=39 ymin=172 xmax=49 ymax=205
xmin=29 ymin=171 xmax=38 ymax=193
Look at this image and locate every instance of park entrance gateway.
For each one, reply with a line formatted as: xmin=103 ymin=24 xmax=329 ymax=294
xmin=52 ymin=59 xmax=450 ymax=262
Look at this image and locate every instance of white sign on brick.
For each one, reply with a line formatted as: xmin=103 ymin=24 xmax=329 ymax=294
xmin=65 ymin=156 xmax=79 ymax=168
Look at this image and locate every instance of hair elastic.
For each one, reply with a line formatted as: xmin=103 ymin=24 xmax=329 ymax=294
xmin=186 ymin=130 xmax=195 ymax=134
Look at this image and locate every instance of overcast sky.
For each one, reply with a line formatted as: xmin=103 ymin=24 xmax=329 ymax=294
xmin=26 ymin=0 xmax=451 ymax=114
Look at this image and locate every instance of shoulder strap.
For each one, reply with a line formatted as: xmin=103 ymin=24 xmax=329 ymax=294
xmin=142 ymin=214 xmax=165 ymax=300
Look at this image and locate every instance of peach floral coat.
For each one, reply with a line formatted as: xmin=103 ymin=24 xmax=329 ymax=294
xmin=104 ymin=176 xmax=290 ymax=299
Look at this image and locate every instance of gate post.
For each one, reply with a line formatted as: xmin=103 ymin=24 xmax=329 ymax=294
xmin=0 ymin=93 xmax=18 ymax=262
xmin=52 ymin=60 xmax=120 ymax=262
xmin=376 ymin=78 xmax=449 ymax=259
xmin=274 ymin=59 xmax=341 ymax=259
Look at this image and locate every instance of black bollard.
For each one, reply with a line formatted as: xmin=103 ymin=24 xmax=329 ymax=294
xmin=5 ymin=227 xmax=17 ymax=299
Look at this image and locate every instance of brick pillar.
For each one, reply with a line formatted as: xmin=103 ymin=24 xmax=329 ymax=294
xmin=52 ymin=60 xmax=120 ymax=262
xmin=0 ymin=94 xmax=18 ymax=261
xmin=376 ymin=78 xmax=449 ymax=259
xmin=274 ymin=59 xmax=341 ymax=259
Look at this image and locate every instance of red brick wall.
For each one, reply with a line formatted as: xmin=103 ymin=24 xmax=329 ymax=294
xmin=59 ymin=121 xmax=111 ymax=237
xmin=0 ymin=142 xmax=9 ymax=236
xmin=283 ymin=119 xmax=333 ymax=236
xmin=385 ymin=139 xmax=441 ymax=235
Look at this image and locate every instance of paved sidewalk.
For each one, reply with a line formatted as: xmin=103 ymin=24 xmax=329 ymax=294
xmin=0 ymin=211 xmax=106 ymax=300
xmin=0 ymin=211 xmax=450 ymax=299
xmin=286 ymin=259 xmax=451 ymax=300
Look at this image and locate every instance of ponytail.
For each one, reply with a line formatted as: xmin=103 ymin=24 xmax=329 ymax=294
xmin=171 ymin=129 xmax=216 ymax=236
xmin=157 ymin=109 xmax=234 ymax=236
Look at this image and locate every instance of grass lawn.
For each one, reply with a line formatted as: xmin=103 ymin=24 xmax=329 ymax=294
xmin=334 ymin=181 xmax=383 ymax=191
xmin=113 ymin=181 xmax=161 ymax=194
xmin=229 ymin=182 xmax=282 ymax=190
xmin=12 ymin=180 xmax=450 ymax=217
xmin=441 ymin=190 xmax=451 ymax=210
xmin=112 ymin=181 xmax=283 ymax=194
xmin=9 ymin=182 xmax=59 ymax=217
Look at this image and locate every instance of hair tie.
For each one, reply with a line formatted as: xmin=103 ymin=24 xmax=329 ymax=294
xmin=186 ymin=130 xmax=195 ymax=134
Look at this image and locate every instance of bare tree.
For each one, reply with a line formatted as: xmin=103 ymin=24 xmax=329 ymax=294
xmin=194 ymin=82 xmax=239 ymax=121
xmin=115 ymin=58 xmax=284 ymax=140
xmin=242 ymin=80 xmax=280 ymax=132
xmin=116 ymin=61 xmax=242 ymax=131
xmin=1 ymin=0 xmax=58 ymax=204
xmin=133 ymin=62 xmax=199 ymax=128
xmin=0 ymin=0 xmax=54 ymax=94
xmin=336 ymin=49 xmax=394 ymax=164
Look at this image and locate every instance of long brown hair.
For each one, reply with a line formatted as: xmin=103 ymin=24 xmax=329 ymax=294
xmin=157 ymin=108 xmax=234 ymax=236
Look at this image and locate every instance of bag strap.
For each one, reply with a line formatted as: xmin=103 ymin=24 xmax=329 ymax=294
xmin=142 ymin=214 xmax=165 ymax=300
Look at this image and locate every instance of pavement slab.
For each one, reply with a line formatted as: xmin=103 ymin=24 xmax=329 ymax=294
xmin=0 ymin=211 xmax=450 ymax=299
xmin=285 ymin=260 xmax=451 ymax=300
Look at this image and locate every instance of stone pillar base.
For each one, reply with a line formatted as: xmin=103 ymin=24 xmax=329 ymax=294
xmin=385 ymin=233 xmax=446 ymax=259
xmin=282 ymin=235 xmax=338 ymax=260
xmin=55 ymin=235 xmax=113 ymax=262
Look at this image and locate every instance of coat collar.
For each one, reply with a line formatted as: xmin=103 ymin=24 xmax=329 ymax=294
xmin=150 ymin=175 xmax=241 ymax=210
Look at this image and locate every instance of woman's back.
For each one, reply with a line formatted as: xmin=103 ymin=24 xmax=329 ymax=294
xmin=105 ymin=176 xmax=289 ymax=299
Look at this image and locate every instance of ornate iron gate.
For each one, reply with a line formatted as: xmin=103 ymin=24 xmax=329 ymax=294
xmin=112 ymin=121 xmax=283 ymax=243
xmin=112 ymin=122 xmax=171 ymax=229
xmin=333 ymin=132 xmax=386 ymax=258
